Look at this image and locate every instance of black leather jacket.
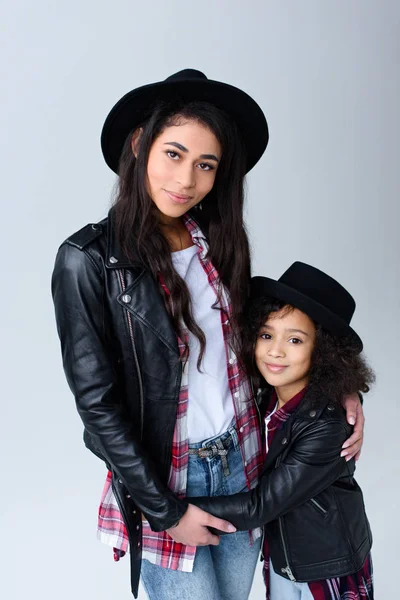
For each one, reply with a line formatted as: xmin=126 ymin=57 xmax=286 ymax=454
xmin=191 ymin=392 xmax=372 ymax=582
xmin=52 ymin=211 xmax=192 ymax=597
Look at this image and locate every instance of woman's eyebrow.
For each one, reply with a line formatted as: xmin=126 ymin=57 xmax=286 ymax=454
xmin=164 ymin=142 xmax=219 ymax=162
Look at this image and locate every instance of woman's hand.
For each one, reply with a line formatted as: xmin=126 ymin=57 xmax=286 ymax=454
xmin=166 ymin=504 xmax=236 ymax=546
xmin=341 ymin=393 xmax=365 ymax=462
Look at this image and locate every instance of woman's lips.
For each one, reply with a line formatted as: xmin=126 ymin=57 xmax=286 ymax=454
xmin=264 ymin=363 xmax=288 ymax=373
xmin=165 ymin=190 xmax=193 ymax=204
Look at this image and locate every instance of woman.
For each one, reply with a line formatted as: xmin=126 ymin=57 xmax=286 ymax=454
xmin=51 ymin=69 xmax=364 ymax=600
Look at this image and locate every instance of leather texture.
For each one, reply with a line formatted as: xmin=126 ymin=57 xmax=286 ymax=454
xmin=51 ymin=211 xmax=191 ymax=597
xmin=191 ymin=392 xmax=372 ymax=582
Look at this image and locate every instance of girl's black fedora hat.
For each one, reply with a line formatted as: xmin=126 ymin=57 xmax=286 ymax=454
xmin=251 ymin=262 xmax=363 ymax=352
xmin=101 ymin=68 xmax=269 ymax=175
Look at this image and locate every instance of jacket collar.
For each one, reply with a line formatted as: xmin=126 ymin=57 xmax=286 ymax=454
xmin=262 ymin=388 xmax=332 ymax=469
xmin=106 ymin=207 xmax=138 ymax=269
xmin=105 ymin=207 xmax=209 ymax=269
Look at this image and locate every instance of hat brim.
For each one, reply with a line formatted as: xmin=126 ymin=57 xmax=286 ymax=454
xmin=250 ymin=277 xmax=363 ymax=352
xmin=101 ymin=78 xmax=268 ymax=174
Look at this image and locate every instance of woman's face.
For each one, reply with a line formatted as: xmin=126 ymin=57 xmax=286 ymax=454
xmin=143 ymin=119 xmax=221 ymax=222
xmin=255 ymin=306 xmax=316 ymax=402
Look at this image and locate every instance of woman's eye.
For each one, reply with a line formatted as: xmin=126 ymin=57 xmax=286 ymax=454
xmin=197 ymin=162 xmax=213 ymax=171
xmin=167 ymin=151 xmax=180 ymax=160
xmin=289 ymin=338 xmax=302 ymax=344
xmin=260 ymin=333 xmax=271 ymax=340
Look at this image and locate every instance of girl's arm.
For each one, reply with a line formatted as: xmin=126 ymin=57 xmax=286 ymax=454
xmin=189 ymin=417 xmax=349 ymax=531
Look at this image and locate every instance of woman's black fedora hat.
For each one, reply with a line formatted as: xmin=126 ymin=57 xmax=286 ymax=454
xmin=101 ymin=68 xmax=269 ymax=175
xmin=251 ymin=262 xmax=363 ymax=352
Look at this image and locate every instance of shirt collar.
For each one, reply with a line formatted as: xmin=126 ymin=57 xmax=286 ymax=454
xmin=267 ymin=386 xmax=308 ymax=420
xmin=183 ymin=213 xmax=208 ymax=244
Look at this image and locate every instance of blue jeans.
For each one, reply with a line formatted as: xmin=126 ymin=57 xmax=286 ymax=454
xmin=269 ymin=560 xmax=314 ymax=600
xmin=141 ymin=423 xmax=261 ymax=600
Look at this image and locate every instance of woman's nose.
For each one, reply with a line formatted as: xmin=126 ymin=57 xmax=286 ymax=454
xmin=176 ymin=163 xmax=195 ymax=189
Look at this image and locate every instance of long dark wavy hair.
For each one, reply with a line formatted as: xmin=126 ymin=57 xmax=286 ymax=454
xmin=242 ymin=297 xmax=375 ymax=405
xmin=113 ymin=100 xmax=250 ymax=367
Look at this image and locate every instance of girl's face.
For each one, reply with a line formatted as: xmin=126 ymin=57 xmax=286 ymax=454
xmin=144 ymin=119 xmax=221 ymax=222
xmin=255 ymin=306 xmax=316 ymax=402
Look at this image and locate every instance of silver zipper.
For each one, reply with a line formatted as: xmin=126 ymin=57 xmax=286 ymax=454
xmin=279 ymin=517 xmax=296 ymax=581
xmin=281 ymin=565 xmax=296 ymax=581
xmin=310 ymin=497 xmax=327 ymax=515
xmin=275 ymin=454 xmax=296 ymax=581
xmin=118 ymin=269 xmax=144 ymax=441
xmin=260 ymin=528 xmax=266 ymax=561
xmin=250 ymin=378 xmax=266 ymax=553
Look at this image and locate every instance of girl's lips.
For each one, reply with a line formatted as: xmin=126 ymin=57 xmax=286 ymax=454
xmin=165 ymin=190 xmax=193 ymax=204
xmin=265 ymin=363 xmax=288 ymax=373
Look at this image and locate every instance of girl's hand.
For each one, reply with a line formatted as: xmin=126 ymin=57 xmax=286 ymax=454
xmin=166 ymin=504 xmax=236 ymax=546
xmin=341 ymin=393 xmax=365 ymax=462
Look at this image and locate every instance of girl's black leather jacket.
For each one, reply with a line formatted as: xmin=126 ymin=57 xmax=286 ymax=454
xmin=52 ymin=211 xmax=190 ymax=597
xmin=191 ymin=392 xmax=372 ymax=583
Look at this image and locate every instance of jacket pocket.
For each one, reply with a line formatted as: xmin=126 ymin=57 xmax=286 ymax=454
xmin=309 ymin=497 xmax=328 ymax=517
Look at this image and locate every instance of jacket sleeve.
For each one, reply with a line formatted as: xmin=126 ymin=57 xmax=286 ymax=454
xmin=190 ymin=419 xmax=349 ymax=530
xmin=51 ymin=243 xmax=187 ymax=531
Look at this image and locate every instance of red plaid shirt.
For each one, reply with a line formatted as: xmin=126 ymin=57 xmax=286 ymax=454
xmin=263 ymin=389 xmax=373 ymax=600
xmin=97 ymin=214 xmax=264 ymax=571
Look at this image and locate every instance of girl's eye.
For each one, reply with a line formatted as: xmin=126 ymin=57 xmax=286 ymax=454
xmin=197 ymin=162 xmax=213 ymax=171
xmin=260 ymin=333 xmax=272 ymax=340
xmin=289 ymin=338 xmax=302 ymax=344
xmin=166 ymin=150 xmax=180 ymax=160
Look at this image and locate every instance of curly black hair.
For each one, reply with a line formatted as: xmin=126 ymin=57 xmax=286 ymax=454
xmin=241 ymin=296 xmax=375 ymax=406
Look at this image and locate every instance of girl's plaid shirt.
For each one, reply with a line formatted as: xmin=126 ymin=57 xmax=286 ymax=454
xmin=97 ymin=214 xmax=264 ymax=571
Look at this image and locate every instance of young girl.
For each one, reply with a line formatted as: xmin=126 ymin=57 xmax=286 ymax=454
xmin=190 ymin=261 xmax=374 ymax=600
xmin=51 ymin=69 xmax=365 ymax=600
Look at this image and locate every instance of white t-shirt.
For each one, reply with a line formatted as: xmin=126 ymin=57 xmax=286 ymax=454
xmin=171 ymin=244 xmax=235 ymax=443
xmin=264 ymin=402 xmax=278 ymax=453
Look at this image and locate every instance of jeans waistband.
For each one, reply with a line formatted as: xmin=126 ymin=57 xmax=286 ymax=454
xmin=188 ymin=419 xmax=239 ymax=457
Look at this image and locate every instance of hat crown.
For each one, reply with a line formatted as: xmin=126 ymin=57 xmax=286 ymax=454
xmin=279 ymin=262 xmax=356 ymax=324
xmin=101 ymin=68 xmax=268 ymax=174
xmin=165 ymin=69 xmax=208 ymax=82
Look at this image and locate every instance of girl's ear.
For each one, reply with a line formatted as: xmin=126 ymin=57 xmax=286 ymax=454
xmin=131 ymin=127 xmax=143 ymax=158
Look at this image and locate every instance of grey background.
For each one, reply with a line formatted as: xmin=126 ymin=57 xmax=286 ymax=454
xmin=1 ymin=1 xmax=398 ymax=598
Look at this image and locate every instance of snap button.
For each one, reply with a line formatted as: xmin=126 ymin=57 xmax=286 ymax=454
xmin=327 ymin=405 xmax=335 ymax=411
xmin=137 ymin=542 xmax=141 ymax=547
xmin=136 ymin=525 xmax=140 ymax=531
xmin=126 ymin=494 xmax=131 ymax=499
xmin=309 ymin=410 xmax=317 ymax=418
xmin=234 ymin=392 xmax=239 ymax=398
xmin=109 ymin=256 xmax=118 ymax=264
xmin=91 ymin=224 xmax=100 ymax=231
xmin=118 ymin=479 xmax=123 ymax=484
xmin=282 ymin=437 xmax=288 ymax=445
xmin=239 ymin=426 xmax=244 ymax=433
xmin=229 ymin=358 xmax=234 ymax=364
xmin=122 ymin=294 xmax=132 ymax=303
xmin=133 ymin=510 xmax=137 ymax=514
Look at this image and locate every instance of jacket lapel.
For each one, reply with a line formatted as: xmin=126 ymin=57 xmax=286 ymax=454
xmin=262 ymin=416 xmax=295 ymax=470
xmin=117 ymin=270 xmax=179 ymax=357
